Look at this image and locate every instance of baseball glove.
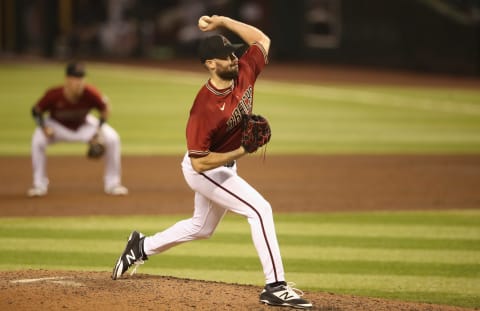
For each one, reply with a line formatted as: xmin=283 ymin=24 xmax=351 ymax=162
xmin=87 ymin=134 xmax=105 ymax=159
xmin=241 ymin=114 xmax=271 ymax=153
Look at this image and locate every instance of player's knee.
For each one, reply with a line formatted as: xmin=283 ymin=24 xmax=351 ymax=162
xmin=32 ymin=129 xmax=48 ymax=149
xmin=244 ymin=200 xmax=272 ymax=220
xmin=190 ymin=222 xmax=214 ymax=239
xmin=255 ymin=200 xmax=272 ymax=216
xmin=194 ymin=230 xmax=214 ymax=239
xmin=102 ymin=128 xmax=120 ymax=146
xmin=193 ymin=227 xmax=215 ymax=239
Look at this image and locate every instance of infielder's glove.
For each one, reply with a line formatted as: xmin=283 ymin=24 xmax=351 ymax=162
xmin=87 ymin=134 xmax=105 ymax=159
xmin=241 ymin=114 xmax=271 ymax=153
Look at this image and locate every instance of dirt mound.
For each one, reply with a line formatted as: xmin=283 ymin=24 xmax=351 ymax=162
xmin=0 ymin=270 xmax=473 ymax=311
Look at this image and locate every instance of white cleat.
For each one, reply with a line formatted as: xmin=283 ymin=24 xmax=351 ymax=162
xmin=105 ymin=185 xmax=129 ymax=196
xmin=112 ymin=231 xmax=147 ymax=280
xmin=260 ymin=282 xmax=312 ymax=309
xmin=27 ymin=187 xmax=48 ymax=197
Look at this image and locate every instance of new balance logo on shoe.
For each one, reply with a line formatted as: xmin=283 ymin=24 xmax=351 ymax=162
xmin=112 ymin=231 xmax=147 ymax=280
xmin=277 ymin=290 xmax=296 ymax=301
xmin=126 ymin=249 xmax=137 ymax=264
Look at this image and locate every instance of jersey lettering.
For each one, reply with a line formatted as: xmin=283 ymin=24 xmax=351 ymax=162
xmin=226 ymin=85 xmax=253 ymax=131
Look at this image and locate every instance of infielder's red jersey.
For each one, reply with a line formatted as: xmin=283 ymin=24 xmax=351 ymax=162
xmin=35 ymin=85 xmax=107 ymax=130
xmin=186 ymin=43 xmax=268 ymax=157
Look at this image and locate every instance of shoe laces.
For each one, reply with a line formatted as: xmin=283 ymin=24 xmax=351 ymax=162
xmin=130 ymin=259 xmax=145 ymax=276
xmin=284 ymin=282 xmax=305 ymax=298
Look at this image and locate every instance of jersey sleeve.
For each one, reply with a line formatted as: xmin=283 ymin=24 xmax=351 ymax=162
xmin=186 ymin=89 xmax=219 ymax=157
xmin=186 ymin=111 xmax=216 ymax=157
xmin=239 ymin=42 xmax=269 ymax=81
xmin=84 ymin=85 xmax=108 ymax=111
xmin=35 ymin=88 xmax=57 ymax=112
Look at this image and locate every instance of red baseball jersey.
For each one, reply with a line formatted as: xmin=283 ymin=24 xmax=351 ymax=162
xmin=186 ymin=43 xmax=268 ymax=157
xmin=35 ymin=84 xmax=107 ymax=130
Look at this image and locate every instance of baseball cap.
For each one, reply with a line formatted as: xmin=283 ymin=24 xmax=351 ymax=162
xmin=66 ymin=61 xmax=86 ymax=77
xmin=198 ymin=35 xmax=243 ymax=63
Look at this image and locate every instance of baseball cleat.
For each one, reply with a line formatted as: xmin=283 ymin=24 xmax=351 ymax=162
xmin=105 ymin=185 xmax=128 ymax=196
xmin=259 ymin=282 xmax=312 ymax=309
xmin=27 ymin=186 xmax=48 ymax=197
xmin=112 ymin=231 xmax=148 ymax=280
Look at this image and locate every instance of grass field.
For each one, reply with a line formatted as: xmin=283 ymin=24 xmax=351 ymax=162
xmin=0 ymin=62 xmax=480 ymax=155
xmin=0 ymin=211 xmax=479 ymax=308
xmin=1 ymin=62 xmax=479 ymax=308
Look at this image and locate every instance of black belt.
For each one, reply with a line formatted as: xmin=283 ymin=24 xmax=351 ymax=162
xmin=224 ymin=161 xmax=235 ymax=168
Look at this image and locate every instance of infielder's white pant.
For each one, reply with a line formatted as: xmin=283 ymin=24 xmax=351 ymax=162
xmin=31 ymin=114 xmax=123 ymax=190
xmin=143 ymin=152 xmax=285 ymax=284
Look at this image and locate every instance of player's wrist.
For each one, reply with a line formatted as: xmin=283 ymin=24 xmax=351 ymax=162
xmin=239 ymin=145 xmax=247 ymax=155
xmin=218 ymin=16 xmax=231 ymax=28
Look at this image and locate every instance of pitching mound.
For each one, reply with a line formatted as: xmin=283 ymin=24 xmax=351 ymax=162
xmin=0 ymin=270 xmax=473 ymax=311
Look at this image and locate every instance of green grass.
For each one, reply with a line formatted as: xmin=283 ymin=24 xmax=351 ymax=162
xmin=0 ymin=210 xmax=479 ymax=308
xmin=1 ymin=62 xmax=480 ymax=155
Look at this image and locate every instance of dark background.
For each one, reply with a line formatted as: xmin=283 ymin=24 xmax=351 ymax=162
xmin=1 ymin=0 xmax=479 ymax=75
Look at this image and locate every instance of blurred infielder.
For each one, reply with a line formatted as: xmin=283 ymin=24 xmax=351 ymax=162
xmin=112 ymin=15 xmax=312 ymax=309
xmin=28 ymin=62 xmax=128 ymax=197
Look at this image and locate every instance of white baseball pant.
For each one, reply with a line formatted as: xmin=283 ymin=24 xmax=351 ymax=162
xmin=31 ymin=114 xmax=123 ymax=190
xmin=143 ymin=152 xmax=286 ymax=284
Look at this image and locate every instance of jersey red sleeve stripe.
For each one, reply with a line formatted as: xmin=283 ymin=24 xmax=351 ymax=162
xmin=188 ymin=150 xmax=210 ymax=157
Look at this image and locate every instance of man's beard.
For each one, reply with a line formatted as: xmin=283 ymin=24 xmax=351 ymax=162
xmin=217 ymin=66 xmax=239 ymax=81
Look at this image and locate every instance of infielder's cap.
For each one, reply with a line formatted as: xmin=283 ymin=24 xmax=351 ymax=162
xmin=198 ymin=35 xmax=243 ymax=63
xmin=66 ymin=61 xmax=86 ymax=77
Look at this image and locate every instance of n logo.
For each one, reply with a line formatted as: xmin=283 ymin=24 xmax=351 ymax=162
xmin=277 ymin=291 xmax=295 ymax=301
xmin=125 ymin=249 xmax=136 ymax=264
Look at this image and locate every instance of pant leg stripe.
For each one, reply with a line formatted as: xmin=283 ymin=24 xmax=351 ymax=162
xmin=200 ymin=172 xmax=278 ymax=282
